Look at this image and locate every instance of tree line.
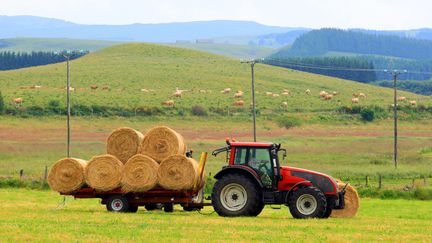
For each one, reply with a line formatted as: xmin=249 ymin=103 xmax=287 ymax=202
xmin=0 ymin=51 xmax=87 ymax=71
xmin=278 ymin=28 xmax=432 ymax=60
xmin=264 ymin=56 xmax=377 ymax=83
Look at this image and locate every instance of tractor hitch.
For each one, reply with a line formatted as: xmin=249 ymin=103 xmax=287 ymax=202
xmin=334 ymin=183 xmax=349 ymax=209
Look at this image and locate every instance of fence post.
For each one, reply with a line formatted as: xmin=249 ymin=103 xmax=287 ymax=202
xmin=44 ymin=165 xmax=48 ymax=182
xmin=19 ymin=169 xmax=24 ymax=180
xmin=365 ymin=175 xmax=369 ymax=187
xmin=378 ymin=174 xmax=382 ymax=189
xmin=412 ymin=178 xmax=416 ymax=189
xmin=424 ymin=176 xmax=428 ymax=186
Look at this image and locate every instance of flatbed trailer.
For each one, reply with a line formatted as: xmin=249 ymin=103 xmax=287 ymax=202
xmin=61 ymin=152 xmax=210 ymax=213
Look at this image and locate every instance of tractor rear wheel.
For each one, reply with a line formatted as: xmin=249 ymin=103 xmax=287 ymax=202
xmin=288 ymin=186 xmax=327 ymax=219
xmin=212 ymin=173 xmax=262 ymax=217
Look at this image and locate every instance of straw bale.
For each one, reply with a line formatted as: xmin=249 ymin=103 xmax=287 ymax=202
xmin=331 ymin=181 xmax=360 ymax=218
xmin=85 ymin=154 xmax=123 ymax=191
xmin=139 ymin=126 xmax=186 ymax=162
xmin=157 ymin=155 xmax=199 ymax=191
xmin=121 ymin=154 xmax=159 ymax=192
xmin=107 ymin=127 xmax=144 ymax=163
xmin=48 ymin=158 xmax=87 ymax=193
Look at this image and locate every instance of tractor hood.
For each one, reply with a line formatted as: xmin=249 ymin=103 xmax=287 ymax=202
xmin=280 ymin=166 xmax=338 ymax=194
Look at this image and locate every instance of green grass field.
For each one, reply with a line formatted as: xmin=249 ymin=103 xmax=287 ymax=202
xmin=168 ymin=42 xmax=276 ymax=59
xmin=0 ymin=188 xmax=431 ymax=242
xmin=1 ymin=43 xmax=430 ymax=113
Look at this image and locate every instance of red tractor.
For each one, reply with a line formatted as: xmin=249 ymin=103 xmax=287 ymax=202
xmin=210 ymin=140 xmax=347 ymax=218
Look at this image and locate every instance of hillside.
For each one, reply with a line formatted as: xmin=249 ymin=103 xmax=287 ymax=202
xmin=269 ymin=29 xmax=432 ymax=84
xmin=0 ymin=43 xmax=429 ymax=115
xmin=273 ymin=28 xmax=432 ymax=60
xmin=168 ymin=42 xmax=275 ymax=59
xmin=0 ymin=38 xmax=120 ymax=52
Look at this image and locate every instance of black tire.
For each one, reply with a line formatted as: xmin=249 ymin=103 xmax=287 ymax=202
xmin=249 ymin=201 xmax=264 ymax=216
xmin=211 ymin=173 xmax=262 ymax=217
xmin=182 ymin=205 xmax=198 ymax=211
xmin=106 ymin=195 xmax=131 ymax=213
xmin=163 ymin=203 xmax=174 ymax=213
xmin=145 ymin=203 xmax=162 ymax=211
xmin=288 ymin=186 xmax=327 ymax=219
xmin=322 ymin=196 xmax=335 ymax=218
xmin=128 ymin=205 xmax=139 ymax=213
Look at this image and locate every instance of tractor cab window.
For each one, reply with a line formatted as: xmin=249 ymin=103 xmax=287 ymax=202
xmin=234 ymin=148 xmax=247 ymax=165
xmin=248 ymin=148 xmax=273 ymax=188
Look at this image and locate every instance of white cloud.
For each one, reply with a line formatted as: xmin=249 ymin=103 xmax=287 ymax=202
xmin=0 ymin=0 xmax=431 ymax=29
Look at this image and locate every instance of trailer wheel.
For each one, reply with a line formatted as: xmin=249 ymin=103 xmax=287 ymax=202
xmin=128 ymin=205 xmax=139 ymax=213
xmin=163 ymin=203 xmax=174 ymax=213
xmin=288 ymin=186 xmax=327 ymax=219
xmin=145 ymin=203 xmax=162 ymax=211
xmin=212 ymin=173 xmax=262 ymax=217
xmin=106 ymin=195 xmax=131 ymax=213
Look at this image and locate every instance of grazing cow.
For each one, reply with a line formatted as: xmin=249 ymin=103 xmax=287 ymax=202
xmin=234 ymin=91 xmax=243 ymax=98
xmin=282 ymin=91 xmax=290 ymax=96
xmin=305 ymin=89 xmax=311 ymax=95
xmin=221 ymin=88 xmax=231 ymax=94
xmin=140 ymin=88 xmax=149 ymax=92
xmin=359 ymin=93 xmax=366 ymax=98
xmin=397 ymin=96 xmax=406 ymax=102
xmin=233 ymin=100 xmax=244 ymax=106
xmin=324 ymin=94 xmax=333 ymax=100
xmin=352 ymin=93 xmax=360 ymax=98
xmin=90 ymin=85 xmax=98 ymax=90
xmin=102 ymin=86 xmax=109 ymax=90
xmin=265 ymin=92 xmax=273 ymax=96
xmin=162 ymin=100 xmax=175 ymax=107
xmin=281 ymin=101 xmax=288 ymax=109
xmin=319 ymin=91 xmax=328 ymax=98
xmin=409 ymin=100 xmax=417 ymax=106
xmin=332 ymin=91 xmax=338 ymax=96
xmin=272 ymin=93 xmax=280 ymax=97
xmin=14 ymin=97 xmax=24 ymax=104
xmin=351 ymin=98 xmax=359 ymax=104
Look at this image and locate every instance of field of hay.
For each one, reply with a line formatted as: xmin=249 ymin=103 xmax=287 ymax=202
xmin=0 ymin=188 xmax=431 ymax=242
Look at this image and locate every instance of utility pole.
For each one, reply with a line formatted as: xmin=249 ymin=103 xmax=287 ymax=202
xmin=241 ymin=59 xmax=262 ymax=142
xmin=388 ymin=69 xmax=406 ymax=169
xmin=56 ymin=50 xmax=85 ymax=158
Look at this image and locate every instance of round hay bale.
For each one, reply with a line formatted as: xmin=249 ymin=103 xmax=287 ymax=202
xmin=157 ymin=155 xmax=199 ymax=191
xmin=48 ymin=158 xmax=87 ymax=193
xmin=107 ymin=127 xmax=144 ymax=163
xmin=121 ymin=154 xmax=159 ymax=192
xmin=331 ymin=181 xmax=360 ymax=218
xmin=139 ymin=126 xmax=186 ymax=162
xmin=85 ymin=154 xmax=123 ymax=191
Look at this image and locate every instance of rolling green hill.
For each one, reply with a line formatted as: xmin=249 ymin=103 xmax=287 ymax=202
xmin=0 ymin=38 xmax=120 ymax=52
xmin=168 ymin=42 xmax=275 ymax=59
xmin=0 ymin=43 xmax=430 ymax=115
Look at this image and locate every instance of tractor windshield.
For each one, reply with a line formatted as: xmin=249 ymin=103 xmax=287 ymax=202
xmin=234 ymin=147 xmax=273 ymax=188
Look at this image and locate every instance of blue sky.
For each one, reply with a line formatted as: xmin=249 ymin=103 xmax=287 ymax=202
xmin=0 ymin=0 xmax=431 ymax=30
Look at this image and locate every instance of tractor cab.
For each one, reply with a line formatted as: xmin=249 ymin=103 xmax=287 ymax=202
xmin=212 ymin=139 xmax=284 ymax=190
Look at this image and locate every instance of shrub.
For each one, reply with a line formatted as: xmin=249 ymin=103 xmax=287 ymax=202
xmin=71 ymin=104 xmax=92 ymax=116
xmin=191 ymin=105 xmax=207 ymax=116
xmin=360 ymin=108 xmax=375 ymax=121
xmin=26 ymin=106 xmax=45 ymax=116
xmin=0 ymin=91 xmax=4 ymax=114
xmin=276 ymin=116 xmax=301 ymax=129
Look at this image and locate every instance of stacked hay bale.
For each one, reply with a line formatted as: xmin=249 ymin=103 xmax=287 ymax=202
xmin=331 ymin=181 xmax=360 ymax=218
xmin=48 ymin=158 xmax=87 ymax=194
xmin=48 ymin=126 xmax=202 ymax=194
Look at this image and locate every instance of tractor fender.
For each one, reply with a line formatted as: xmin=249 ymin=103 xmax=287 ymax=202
xmin=214 ymin=165 xmax=264 ymax=188
xmin=284 ymin=180 xmax=312 ymax=203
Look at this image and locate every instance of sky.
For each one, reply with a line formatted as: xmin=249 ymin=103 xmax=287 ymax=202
xmin=0 ymin=0 xmax=431 ymax=30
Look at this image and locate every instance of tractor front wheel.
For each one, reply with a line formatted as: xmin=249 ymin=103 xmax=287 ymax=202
xmin=288 ymin=186 xmax=327 ymax=219
xmin=212 ymin=173 xmax=262 ymax=217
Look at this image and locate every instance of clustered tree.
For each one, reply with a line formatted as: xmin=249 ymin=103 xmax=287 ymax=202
xmin=0 ymin=51 xmax=88 ymax=71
